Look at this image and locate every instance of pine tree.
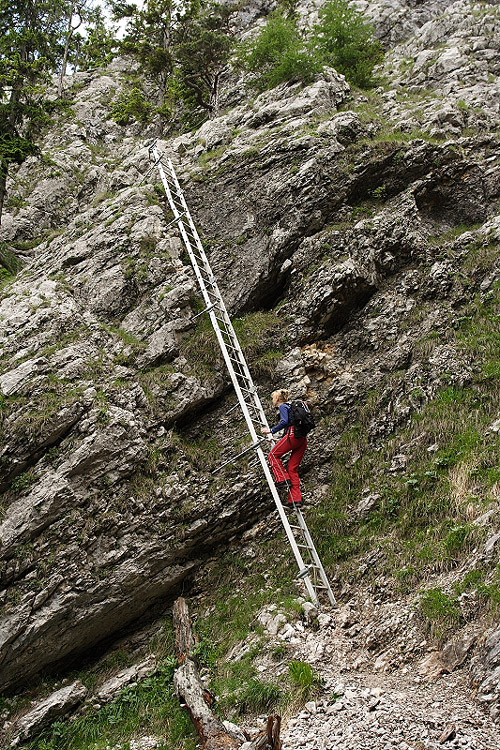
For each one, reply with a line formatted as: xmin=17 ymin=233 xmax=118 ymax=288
xmin=0 ymin=0 xmax=68 ymax=223
xmin=75 ymin=6 xmax=117 ymax=71
xmin=112 ymin=0 xmax=175 ymax=101
xmin=112 ymin=0 xmax=234 ymax=120
xmin=172 ymin=2 xmax=234 ymax=116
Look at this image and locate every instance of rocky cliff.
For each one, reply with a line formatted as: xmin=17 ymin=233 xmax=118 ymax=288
xmin=1 ymin=1 xmax=500 ymax=747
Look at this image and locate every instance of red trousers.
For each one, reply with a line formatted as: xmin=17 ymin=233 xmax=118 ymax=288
xmin=269 ymin=427 xmax=307 ymax=504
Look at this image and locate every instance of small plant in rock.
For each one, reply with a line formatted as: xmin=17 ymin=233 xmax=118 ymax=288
xmin=192 ymin=638 xmax=218 ymax=670
xmin=418 ymin=587 xmax=462 ymax=640
xmin=443 ymin=523 xmax=476 ymax=554
xmin=237 ymin=679 xmax=284 ymax=714
xmin=289 ymin=660 xmax=322 ymax=702
xmin=372 ymin=184 xmax=387 ymax=200
xmin=11 ymin=470 xmax=37 ymax=494
xmin=272 ymin=643 xmax=289 ymax=661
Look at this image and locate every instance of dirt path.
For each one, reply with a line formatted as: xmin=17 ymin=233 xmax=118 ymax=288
xmin=252 ymin=603 xmax=498 ymax=750
xmin=281 ymin=665 xmax=496 ymax=750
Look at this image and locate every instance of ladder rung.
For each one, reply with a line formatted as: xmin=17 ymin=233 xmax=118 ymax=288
xmin=240 ymin=385 xmax=256 ymax=396
xmin=193 ymin=303 xmax=217 ymax=319
xmin=164 ymin=212 xmax=187 ymax=230
xmin=198 ymin=276 xmax=218 ymax=289
xmin=199 ymin=271 xmax=217 ymax=285
xmin=231 ymin=364 xmax=248 ymax=380
xmin=248 ymin=414 xmax=265 ymax=425
xmin=220 ymin=329 xmax=237 ymax=342
xmin=227 ymin=357 xmax=245 ymax=370
xmin=229 ymin=364 xmax=247 ymax=378
xmin=223 ymin=342 xmax=240 ymax=353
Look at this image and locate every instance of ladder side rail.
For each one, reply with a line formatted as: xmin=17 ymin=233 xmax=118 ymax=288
xmin=254 ymin=446 xmax=319 ymax=605
xmin=154 ymin=152 xmax=216 ymax=316
xmin=294 ymin=512 xmax=337 ymax=606
xmin=154 ymin=152 xmax=267 ymax=445
xmin=157 ymin=155 xmax=263 ymax=399
xmin=164 ymin=156 xmax=269 ymax=427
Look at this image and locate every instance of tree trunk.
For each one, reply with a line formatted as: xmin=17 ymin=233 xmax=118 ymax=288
xmin=172 ymin=597 xmax=282 ymax=750
xmin=173 ymin=598 xmax=239 ymax=749
xmin=58 ymin=4 xmax=83 ymax=97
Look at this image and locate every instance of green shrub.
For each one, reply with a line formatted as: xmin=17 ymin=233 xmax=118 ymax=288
xmin=443 ymin=523 xmax=475 ymax=553
xmin=0 ymin=242 xmax=22 ymax=275
xmin=28 ymin=663 xmax=197 ymax=750
xmin=11 ymin=471 xmax=37 ymax=494
xmin=289 ymin=660 xmax=322 ymax=701
xmin=239 ymin=12 xmax=319 ymax=91
xmin=237 ymin=679 xmax=283 ymax=713
xmin=313 ymin=0 xmax=383 ymax=88
xmin=192 ymin=638 xmax=218 ymax=670
xmin=240 ymin=2 xmax=382 ymax=92
xmin=419 ymin=587 xmax=462 ymax=633
xmin=110 ymin=87 xmax=153 ymax=125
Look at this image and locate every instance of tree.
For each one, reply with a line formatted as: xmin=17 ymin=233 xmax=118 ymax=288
xmin=0 ymin=0 xmax=68 ymax=223
xmin=240 ymin=1 xmax=383 ymax=93
xmin=112 ymin=0 xmax=175 ymax=101
xmin=172 ymin=2 xmax=234 ymax=116
xmin=59 ymin=2 xmax=116 ymax=90
xmin=111 ymin=0 xmax=234 ymax=122
xmin=312 ymin=0 xmax=383 ymax=88
xmin=75 ymin=6 xmax=117 ymax=71
xmin=58 ymin=1 xmax=89 ymax=96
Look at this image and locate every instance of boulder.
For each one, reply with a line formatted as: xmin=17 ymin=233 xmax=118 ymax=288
xmin=9 ymin=681 xmax=88 ymax=746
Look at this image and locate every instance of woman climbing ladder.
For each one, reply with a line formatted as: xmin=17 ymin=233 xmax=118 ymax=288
xmin=261 ymin=389 xmax=307 ymax=509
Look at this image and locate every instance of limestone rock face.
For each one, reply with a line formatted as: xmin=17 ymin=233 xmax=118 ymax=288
xmin=9 ymin=681 xmax=88 ymax=746
xmin=0 ymin=0 xmax=499 ymax=710
xmin=471 ymin=626 xmax=500 ymax=721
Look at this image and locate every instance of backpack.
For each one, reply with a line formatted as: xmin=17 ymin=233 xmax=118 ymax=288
xmin=289 ymin=400 xmax=315 ymax=438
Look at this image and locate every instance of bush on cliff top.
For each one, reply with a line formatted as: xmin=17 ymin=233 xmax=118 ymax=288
xmin=240 ymin=1 xmax=383 ymax=91
xmin=240 ymin=11 xmax=320 ymax=90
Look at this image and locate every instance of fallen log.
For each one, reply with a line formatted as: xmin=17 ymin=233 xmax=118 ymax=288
xmin=172 ymin=597 xmax=282 ymax=750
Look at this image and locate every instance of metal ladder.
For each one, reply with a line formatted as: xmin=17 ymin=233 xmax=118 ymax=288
xmin=148 ymin=143 xmax=336 ymax=608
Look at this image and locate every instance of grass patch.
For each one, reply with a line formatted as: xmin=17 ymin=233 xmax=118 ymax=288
xmin=26 ymin=662 xmax=197 ymax=750
xmin=304 ymin=283 xmax=500 ymax=582
xmin=168 ymin=428 xmax=224 ymax=472
xmin=418 ymin=587 xmax=462 ymax=641
xmin=179 ymin=315 xmax=222 ymax=385
xmin=5 ymin=380 xmax=84 ymax=442
xmin=289 ymin=660 xmax=322 ymax=703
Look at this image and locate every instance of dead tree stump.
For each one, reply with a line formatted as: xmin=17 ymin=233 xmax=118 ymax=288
xmin=172 ymin=597 xmax=282 ymax=750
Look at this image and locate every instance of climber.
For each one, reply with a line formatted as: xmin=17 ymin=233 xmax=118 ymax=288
xmin=261 ymin=388 xmax=307 ymax=509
